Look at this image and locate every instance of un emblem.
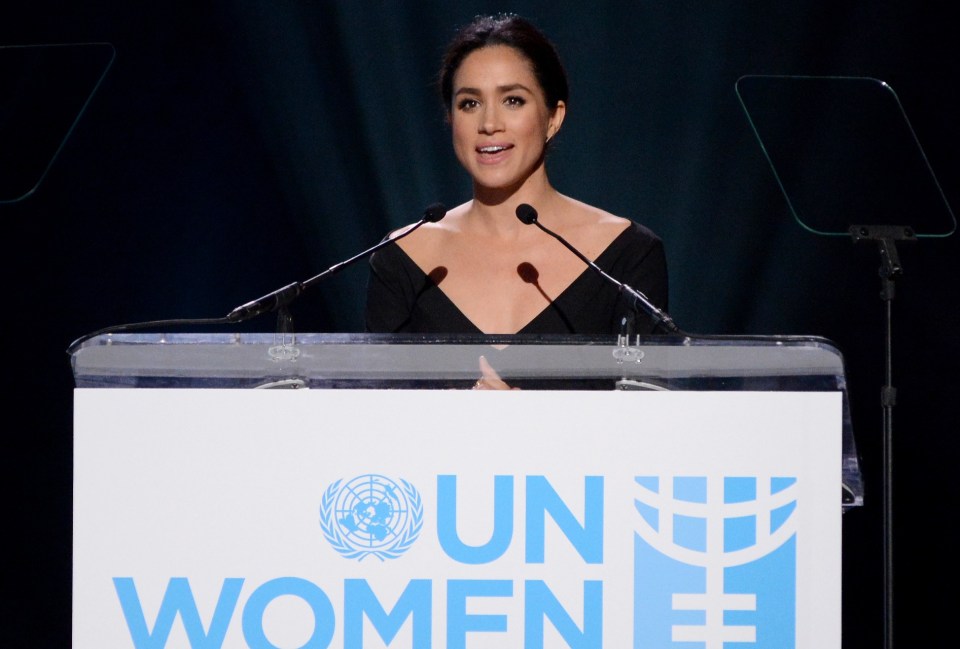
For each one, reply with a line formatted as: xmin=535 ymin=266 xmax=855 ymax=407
xmin=320 ymin=474 xmax=423 ymax=561
xmin=633 ymin=475 xmax=798 ymax=648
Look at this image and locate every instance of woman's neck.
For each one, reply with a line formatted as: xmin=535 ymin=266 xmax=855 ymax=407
xmin=469 ymin=203 xmax=560 ymax=239
xmin=470 ymin=171 xmax=560 ymax=228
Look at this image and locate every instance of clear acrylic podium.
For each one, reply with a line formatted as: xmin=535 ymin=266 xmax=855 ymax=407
xmin=70 ymin=331 xmax=862 ymax=508
xmin=69 ymin=332 xmax=859 ymax=648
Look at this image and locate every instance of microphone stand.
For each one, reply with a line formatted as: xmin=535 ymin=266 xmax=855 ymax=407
xmin=67 ymin=203 xmax=447 ymax=354
xmin=515 ymin=204 xmax=682 ymax=335
xmin=226 ymin=203 xmax=447 ymax=324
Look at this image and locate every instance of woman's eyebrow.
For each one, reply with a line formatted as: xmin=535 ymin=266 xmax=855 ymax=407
xmin=454 ymin=82 xmax=534 ymax=96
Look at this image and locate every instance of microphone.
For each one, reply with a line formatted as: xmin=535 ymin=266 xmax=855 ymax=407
xmin=66 ymin=203 xmax=448 ymax=354
xmin=226 ymin=202 xmax=447 ymax=322
xmin=515 ymin=203 xmax=682 ymax=334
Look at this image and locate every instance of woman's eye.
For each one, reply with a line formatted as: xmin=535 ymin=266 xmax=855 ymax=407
xmin=505 ymin=96 xmax=526 ymax=107
xmin=457 ymin=98 xmax=479 ymax=111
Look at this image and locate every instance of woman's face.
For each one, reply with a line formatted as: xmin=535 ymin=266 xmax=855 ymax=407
xmin=450 ymin=45 xmax=564 ymax=193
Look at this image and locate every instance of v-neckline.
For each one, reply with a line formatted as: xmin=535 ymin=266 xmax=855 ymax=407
xmin=393 ymin=225 xmax=633 ymax=334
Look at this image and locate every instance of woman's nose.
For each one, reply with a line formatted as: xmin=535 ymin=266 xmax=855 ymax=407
xmin=479 ymin=105 xmax=503 ymax=134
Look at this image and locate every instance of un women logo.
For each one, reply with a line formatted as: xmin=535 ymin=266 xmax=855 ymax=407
xmin=320 ymin=474 xmax=423 ymax=562
xmin=633 ymin=475 xmax=798 ymax=648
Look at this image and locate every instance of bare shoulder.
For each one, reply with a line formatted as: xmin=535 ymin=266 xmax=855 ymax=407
xmin=392 ymin=201 xmax=469 ymax=265
xmin=558 ymin=196 xmax=633 ymax=247
xmin=562 ymin=196 xmax=628 ymax=224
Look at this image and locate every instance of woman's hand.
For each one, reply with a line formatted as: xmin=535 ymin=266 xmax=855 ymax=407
xmin=472 ymin=355 xmax=519 ymax=390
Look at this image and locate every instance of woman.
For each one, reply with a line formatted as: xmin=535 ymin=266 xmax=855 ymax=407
xmin=365 ymin=14 xmax=668 ymax=345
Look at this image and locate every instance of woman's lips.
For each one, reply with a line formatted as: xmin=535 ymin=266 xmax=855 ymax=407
xmin=476 ymin=143 xmax=513 ymax=164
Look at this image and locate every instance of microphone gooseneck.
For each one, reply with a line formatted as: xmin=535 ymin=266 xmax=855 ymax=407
xmin=66 ymin=203 xmax=448 ymax=354
xmin=226 ymin=202 xmax=447 ymax=323
xmin=514 ymin=203 xmax=682 ymax=334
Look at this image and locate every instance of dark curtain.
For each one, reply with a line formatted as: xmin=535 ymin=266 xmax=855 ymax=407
xmin=3 ymin=2 xmax=956 ymax=646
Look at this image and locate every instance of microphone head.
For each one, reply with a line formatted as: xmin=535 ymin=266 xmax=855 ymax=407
xmin=515 ymin=203 xmax=538 ymax=225
xmin=423 ymin=202 xmax=448 ymax=223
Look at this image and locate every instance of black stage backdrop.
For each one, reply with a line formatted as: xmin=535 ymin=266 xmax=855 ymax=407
xmin=3 ymin=2 xmax=956 ymax=647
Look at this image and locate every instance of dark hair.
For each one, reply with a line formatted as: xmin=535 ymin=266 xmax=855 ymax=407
xmin=438 ymin=14 xmax=569 ymax=112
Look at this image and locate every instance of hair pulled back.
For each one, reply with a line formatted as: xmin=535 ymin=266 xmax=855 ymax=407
xmin=438 ymin=14 xmax=569 ymax=112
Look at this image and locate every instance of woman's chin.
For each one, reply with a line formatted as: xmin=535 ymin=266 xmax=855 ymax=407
xmin=472 ymin=169 xmax=542 ymax=202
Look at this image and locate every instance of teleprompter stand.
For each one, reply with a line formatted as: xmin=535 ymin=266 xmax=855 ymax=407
xmin=736 ymin=74 xmax=957 ymax=649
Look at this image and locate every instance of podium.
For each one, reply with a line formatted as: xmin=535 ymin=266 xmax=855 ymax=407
xmin=70 ymin=332 xmax=860 ymax=648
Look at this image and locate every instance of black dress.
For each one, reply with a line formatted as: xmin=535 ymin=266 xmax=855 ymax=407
xmin=364 ymin=221 xmax=668 ymax=335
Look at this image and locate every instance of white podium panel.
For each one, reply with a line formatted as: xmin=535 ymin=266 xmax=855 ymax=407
xmin=73 ymin=389 xmax=841 ymax=649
